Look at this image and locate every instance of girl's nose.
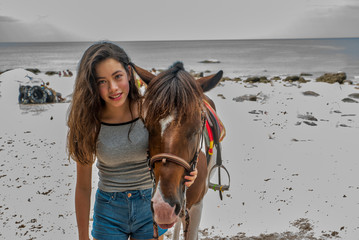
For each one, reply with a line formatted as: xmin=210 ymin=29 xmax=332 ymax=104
xmin=109 ymin=80 xmax=118 ymax=91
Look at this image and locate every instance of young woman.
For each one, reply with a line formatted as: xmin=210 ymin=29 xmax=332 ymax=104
xmin=67 ymin=42 xmax=198 ymax=240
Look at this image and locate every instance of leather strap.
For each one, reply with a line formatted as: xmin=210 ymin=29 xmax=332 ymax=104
xmin=150 ymin=153 xmax=192 ymax=171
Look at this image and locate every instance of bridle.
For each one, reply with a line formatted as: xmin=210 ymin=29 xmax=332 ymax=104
xmin=147 ymin=107 xmax=207 ymax=239
xmin=147 ymin=107 xmax=206 ymax=178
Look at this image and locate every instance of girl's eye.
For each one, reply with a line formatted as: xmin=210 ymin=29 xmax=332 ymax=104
xmin=97 ymin=80 xmax=106 ymax=85
xmin=115 ymin=74 xmax=122 ymax=80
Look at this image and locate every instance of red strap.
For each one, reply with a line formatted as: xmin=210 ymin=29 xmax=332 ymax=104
xmin=203 ymin=100 xmax=226 ymax=142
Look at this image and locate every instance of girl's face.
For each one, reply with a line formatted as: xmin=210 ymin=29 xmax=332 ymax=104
xmin=95 ymin=58 xmax=131 ymax=109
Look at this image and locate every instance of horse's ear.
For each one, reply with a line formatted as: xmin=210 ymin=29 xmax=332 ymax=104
xmin=130 ymin=63 xmax=156 ymax=85
xmin=197 ymin=70 xmax=223 ymax=92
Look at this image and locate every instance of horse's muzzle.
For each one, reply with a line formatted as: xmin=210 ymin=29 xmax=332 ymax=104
xmin=151 ymin=181 xmax=182 ymax=228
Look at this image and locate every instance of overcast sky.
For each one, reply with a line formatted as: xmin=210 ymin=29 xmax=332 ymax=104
xmin=0 ymin=0 xmax=359 ymax=42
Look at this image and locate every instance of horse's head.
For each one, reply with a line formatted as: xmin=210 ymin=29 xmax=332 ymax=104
xmin=132 ymin=62 xmax=222 ymax=229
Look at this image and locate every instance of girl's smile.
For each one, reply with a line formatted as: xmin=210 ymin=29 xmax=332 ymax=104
xmin=109 ymin=92 xmax=123 ymax=101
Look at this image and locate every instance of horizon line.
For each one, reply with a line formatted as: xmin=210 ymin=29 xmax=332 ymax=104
xmin=1 ymin=36 xmax=359 ymax=44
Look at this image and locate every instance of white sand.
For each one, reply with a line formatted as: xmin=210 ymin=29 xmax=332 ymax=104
xmin=0 ymin=69 xmax=358 ymax=239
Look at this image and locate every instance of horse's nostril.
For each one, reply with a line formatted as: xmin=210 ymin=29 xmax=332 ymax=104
xmin=174 ymin=203 xmax=181 ymax=215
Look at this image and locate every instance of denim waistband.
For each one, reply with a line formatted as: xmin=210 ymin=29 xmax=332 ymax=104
xmin=98 ymin=188 xmax=152 ymax=201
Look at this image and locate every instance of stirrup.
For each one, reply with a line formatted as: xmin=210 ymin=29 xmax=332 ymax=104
xmin=208 ymin=164 xmax=230 ymax=200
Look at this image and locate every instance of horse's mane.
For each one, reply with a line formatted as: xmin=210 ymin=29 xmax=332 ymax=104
xmin=144 ymin=62 xmax=204 ymax=126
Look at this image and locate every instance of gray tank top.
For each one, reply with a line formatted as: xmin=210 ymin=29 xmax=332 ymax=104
xmin=96 ymin=118 xmax=152 ymax=192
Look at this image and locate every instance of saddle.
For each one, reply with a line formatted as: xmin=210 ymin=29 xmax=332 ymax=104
xmin=203 ymin=100 xmax=230 ymax=200
xmin=203 ymin=100 xmax=226 ymax=158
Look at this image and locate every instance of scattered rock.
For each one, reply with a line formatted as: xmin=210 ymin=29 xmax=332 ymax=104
xmin=199 ymin=59 xmax=220 ymax=63
xmin=248 ymin=110 xmax=265 ymax=115
xmin=233 ymin=93 xmax=271 ymax=102
xmin=316 ymin=72 xmax=347 ymax=84
xmin=45 ymin=71 xmax=59 ymax=76
xmin=217 ymin=94 xmax=226 ymax=99
xmin=244 ymin=76 xmax=270 ymax=83
xmin=220 ymin=77 xmax=242 ymax=82
xmin=342 ymin=98 xmax=358 ymax=103
xmin=303 ymin=121 xmax=317 ymax=126
xmin=291 ymin=218 xmax=313 ymax=232
xmin=292 ymin=138 xmax=310 ymax=142
xmin=298 ymin=113 xmax=318 ymax=121
xmin=37 ymin=189 xmax=52 ymax=195
xmin=220 ymin=76 xmax=232 ymax=82
xmin=343 ymin=80 xmax=353 ymax=85
xmin=270 ymin=76 xmax=281 ymax=81
xmin=302 ymin=91 xmax=320 ymax=97
xmin=232 ymin=77 xmax=242 ymax=82
xmin=18 ymin=224 xmax=26 ymax=229
xmin=25 ymin=68 xmax=41 ymax=75
xmin=233 ymin=94 xmax=257 ymax=102
xmin=193 ymin=72 xmax=204 ymax=78
xmin=348 ymin=93 xmax=359 ymax=99
xmin=283 ymin=75 xmax=309 ymax=83
xmin=189 ymin=70 xmax=204 ymax=78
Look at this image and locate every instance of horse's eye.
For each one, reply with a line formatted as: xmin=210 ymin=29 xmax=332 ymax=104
xmin=188 ymin=130 xmax=199 ymax=138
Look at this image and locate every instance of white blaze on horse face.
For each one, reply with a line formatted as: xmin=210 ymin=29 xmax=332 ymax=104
xmin=152 ymin=180 xmax=178 ymax=225
xmin=159 ymin=112 xmax=176 ymax=137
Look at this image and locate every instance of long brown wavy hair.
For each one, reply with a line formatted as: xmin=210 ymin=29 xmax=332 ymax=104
xmin=67 ymin=42 xmax=141 ymax=165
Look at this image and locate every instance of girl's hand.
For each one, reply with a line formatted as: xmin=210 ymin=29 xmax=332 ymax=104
xmin=184 ymin=168 xmax=198 ymax=187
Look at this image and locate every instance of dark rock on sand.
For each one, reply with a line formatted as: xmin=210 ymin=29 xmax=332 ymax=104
xmin=199 ymin=59 xmax=220 ymax=63
xmin=343 ymin=80 xmax=353 ymax=85
xmin=220 ymin=76 xmax=242 ymax=82
xmin=248 ymin=110 xmax=265 ymax=115
xmin=45 ymin=71 xmax=59 ymax=76
xmin=283 ymin=76 xmax=309 ymax=83
xmin=342 ymin=98 xmax=358 ymax=103
xmin=231 ymin=77 xmax=242 ymax=82
xmin=302 ymin=91 xmax=320 ymax=97
xmin=217 ymin=94 xmax=226 ymax=99
xmin=25 ymin=68 xmax=41 ymax=75
xmin=348 ymin=93 xmax=359 ymax=99
xmin=316 ymin=72 xmax=346 ymax=84
xmin=244 ymin=76 xmax=270 ymax=83
xmin=189 ymin=70 xmax=204 ymax=78
xmin=220 ymin=76 xmax=231 ymax=82
xmin=233 ymin=94 xmax=258 ymax=102
xmin=271 ymin=76 xmax=281 ymax=81
xmin=298 ymin=114 xmax=318 ymax=121
xmin=303 ymin=121 xmax=317 ymax=126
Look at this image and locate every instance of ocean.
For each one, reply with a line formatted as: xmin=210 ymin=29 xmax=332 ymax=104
xmin=1 ymin=38 xmax=359 ymax=81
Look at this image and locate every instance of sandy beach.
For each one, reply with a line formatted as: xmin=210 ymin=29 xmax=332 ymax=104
xmin=0 ymin=69 xmax=358 ymax=239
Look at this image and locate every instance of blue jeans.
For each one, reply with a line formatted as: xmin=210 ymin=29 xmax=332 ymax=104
xmin=92 ymin=188 xmax=167 ymax=240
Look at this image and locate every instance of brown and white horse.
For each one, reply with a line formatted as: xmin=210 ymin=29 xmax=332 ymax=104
xmin=131 ymin=62 xmax=222 ymax=239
